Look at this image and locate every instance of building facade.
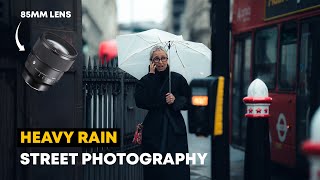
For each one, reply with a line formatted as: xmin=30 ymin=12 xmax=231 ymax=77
xmin=181 ymin=0 xmax=211 ymax=47
xmin=82 ymin=0 xmax=118 ymax=59
xmin=166 ymin=0 xmax=211 ymax=47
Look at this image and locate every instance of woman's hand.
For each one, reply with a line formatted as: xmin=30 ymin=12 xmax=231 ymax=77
xmin=149 ymin=62 xmax=156 ymax=74
xmin=166 ymin=93 xmax=175 ymax=104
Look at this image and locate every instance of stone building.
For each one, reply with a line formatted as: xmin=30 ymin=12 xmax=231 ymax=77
xmin=165 ymin=0 xmax=186 ymax=34
xmin=82 ymin=0 xmax=118 ymax=59
xmin=181 ymin=0 xmax=211 ymax=47
xmin=166 ymin=0 xmax=211 ymax=47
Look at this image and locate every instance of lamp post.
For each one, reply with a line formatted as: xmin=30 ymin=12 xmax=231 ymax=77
xmin=211 ymin=0 xmax=230 ymax=180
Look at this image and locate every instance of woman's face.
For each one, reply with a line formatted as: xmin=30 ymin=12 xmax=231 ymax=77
xmin=151 ymin=50 xmax=168 ymax=72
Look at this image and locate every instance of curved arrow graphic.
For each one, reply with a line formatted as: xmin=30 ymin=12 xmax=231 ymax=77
xmin=15 ymin=22 xmax=25 ymax=51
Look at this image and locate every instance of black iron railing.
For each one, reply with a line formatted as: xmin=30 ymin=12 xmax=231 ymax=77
xmin=82 ymin=57 xmax=146 ymax=180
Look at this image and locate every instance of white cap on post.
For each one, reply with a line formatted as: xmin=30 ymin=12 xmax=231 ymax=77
xmin=243 ymin=79 xmax=272 ymax=118
xmin=302 ymin=107 xmax=320 ymax=180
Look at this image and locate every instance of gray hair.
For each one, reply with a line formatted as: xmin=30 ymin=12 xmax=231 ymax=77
xmin=149 ymin=45 xmax=168 ymax=60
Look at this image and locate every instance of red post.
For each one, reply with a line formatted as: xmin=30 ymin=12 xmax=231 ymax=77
xmin=243 ymin=79 xmax=272 ymax=180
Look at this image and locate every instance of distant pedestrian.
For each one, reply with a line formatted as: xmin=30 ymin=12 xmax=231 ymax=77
xmin=134 ymin=45 xmax=191 ymax=180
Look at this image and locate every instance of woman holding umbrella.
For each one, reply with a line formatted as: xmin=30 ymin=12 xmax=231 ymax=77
xmin=134 ymin=45 xmax=191 ymax=180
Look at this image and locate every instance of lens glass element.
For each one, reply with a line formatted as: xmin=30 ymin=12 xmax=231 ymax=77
xmin=47 ymin=39 xmax=70 ymax=55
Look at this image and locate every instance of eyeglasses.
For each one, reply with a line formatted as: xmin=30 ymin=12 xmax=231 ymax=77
xmin=152 ymin=56 xmax=168 ymax=63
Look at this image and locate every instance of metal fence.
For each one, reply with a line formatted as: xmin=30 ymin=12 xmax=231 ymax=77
xmin=82 ymin=57 xmax=146 ymax=180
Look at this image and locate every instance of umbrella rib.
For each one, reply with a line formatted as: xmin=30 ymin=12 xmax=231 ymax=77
xmin=173 ymin=44 xmax=186 ymax=68
xmin=157 ymin=35 xmax=163 ymax=45
xmin=119 ymin=42 xmax=165 ymax=66
xmin=137 ymin=34 xmax=157 ymax=44
xmin=175 ymin=41 xmax=211 ymax=59
xmin=156 ymin=35 xmax=171 ymax=49
xmin=119 ymin=44 xmax=155 ymax=66
xmin=136 ymin=34 xmax=168 ymax=46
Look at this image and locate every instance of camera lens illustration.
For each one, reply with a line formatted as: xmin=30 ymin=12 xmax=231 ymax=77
xmin=22 ymin=32 xmax=78 ymax=91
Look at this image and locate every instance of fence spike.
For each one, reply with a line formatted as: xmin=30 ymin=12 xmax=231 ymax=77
xmin=103 ymin=56 xmax=107 ymax=67
xmin=88 ymin=57 xmax=92 ymax=70
xmin=99 ymin=57 xmax=104 ymax=78
xmin=107 ymin=57 xmax=112 ymax=68
xmin=93 ymin=57 xmax=98 ymax=69
xmin=115 ymin=58 xmax=118 ymax=67
xmin=93 ymin=57 xmax=99 ymax=78
xmin=97 ymin=57 xmax=102 ymax=68
xmin=112 ymin=58 xmax=117 ymax=67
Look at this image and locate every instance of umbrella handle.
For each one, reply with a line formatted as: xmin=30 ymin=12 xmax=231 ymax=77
xmin=169 ymin=69 xmax=171 ymax=93
xmin=168 ymin=41 xmax=171 ymax=93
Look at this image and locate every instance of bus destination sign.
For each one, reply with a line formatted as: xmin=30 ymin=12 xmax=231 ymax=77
xmin=265 ymin=0 xmax=320 ymax=20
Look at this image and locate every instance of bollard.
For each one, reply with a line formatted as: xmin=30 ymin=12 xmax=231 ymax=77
xmin=302 ymin=107 xmax=320 ymax=180
xmin=243 ymin=79 xmax=272 ymax=180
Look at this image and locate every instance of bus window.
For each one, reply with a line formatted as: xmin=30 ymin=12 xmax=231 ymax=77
xmin=279 ymin=23 xmax=297 ymax=90
xmin=254 ymin=27 xmax=278 ymax=89
xmin=232 ymin=36 xmax=251 ymax=147
xmin=299 ymin=23 xmax=312 ymax=97
xmin=298 ymin=18 xmax=320 ymax=144
xmin=243 ymin=39 xmax=252 ymax=94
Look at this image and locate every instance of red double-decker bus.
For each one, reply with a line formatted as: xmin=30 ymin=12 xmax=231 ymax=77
xmin=231 ymin=0 xmax=320 ymax=168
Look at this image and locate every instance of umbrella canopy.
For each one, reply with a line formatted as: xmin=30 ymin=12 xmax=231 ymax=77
xmin=116 ymin=29 xmax=211 ymax=83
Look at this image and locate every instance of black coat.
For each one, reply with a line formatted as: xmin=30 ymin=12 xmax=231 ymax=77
xmin=134 ymin=67 xmax=191 ymax=180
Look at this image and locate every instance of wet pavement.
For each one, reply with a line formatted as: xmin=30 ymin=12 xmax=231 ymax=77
xmin=190 ymin=141 xmax=308 ymax=180
xmin=229 ymin=147 xmax=244 ymax=180
xmin=229 ymin=147 xmax=308 ymax=180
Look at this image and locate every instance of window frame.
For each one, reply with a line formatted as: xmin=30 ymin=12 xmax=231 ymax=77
xmin=253 ymin=26 xmax=279 ymax=90
xmin=231 ymin=33 xmax=252 ymax=147
xmin=278 ymin=22 xmax=298 ymax=92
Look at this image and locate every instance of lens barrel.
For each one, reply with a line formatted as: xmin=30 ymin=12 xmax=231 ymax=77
xmin=22 ymin=32 xmax=78 ymax=91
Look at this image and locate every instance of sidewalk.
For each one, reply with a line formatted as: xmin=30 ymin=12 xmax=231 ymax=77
xmin=188 ymin=134 xmax=245 ymax=180
xmin=183 ymin=111 xmax=245 ymax=180
xmin=183 ymin=111 xmax=307 ymax=180
xmin=230 ymin=146 xmax=244 ymax=180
